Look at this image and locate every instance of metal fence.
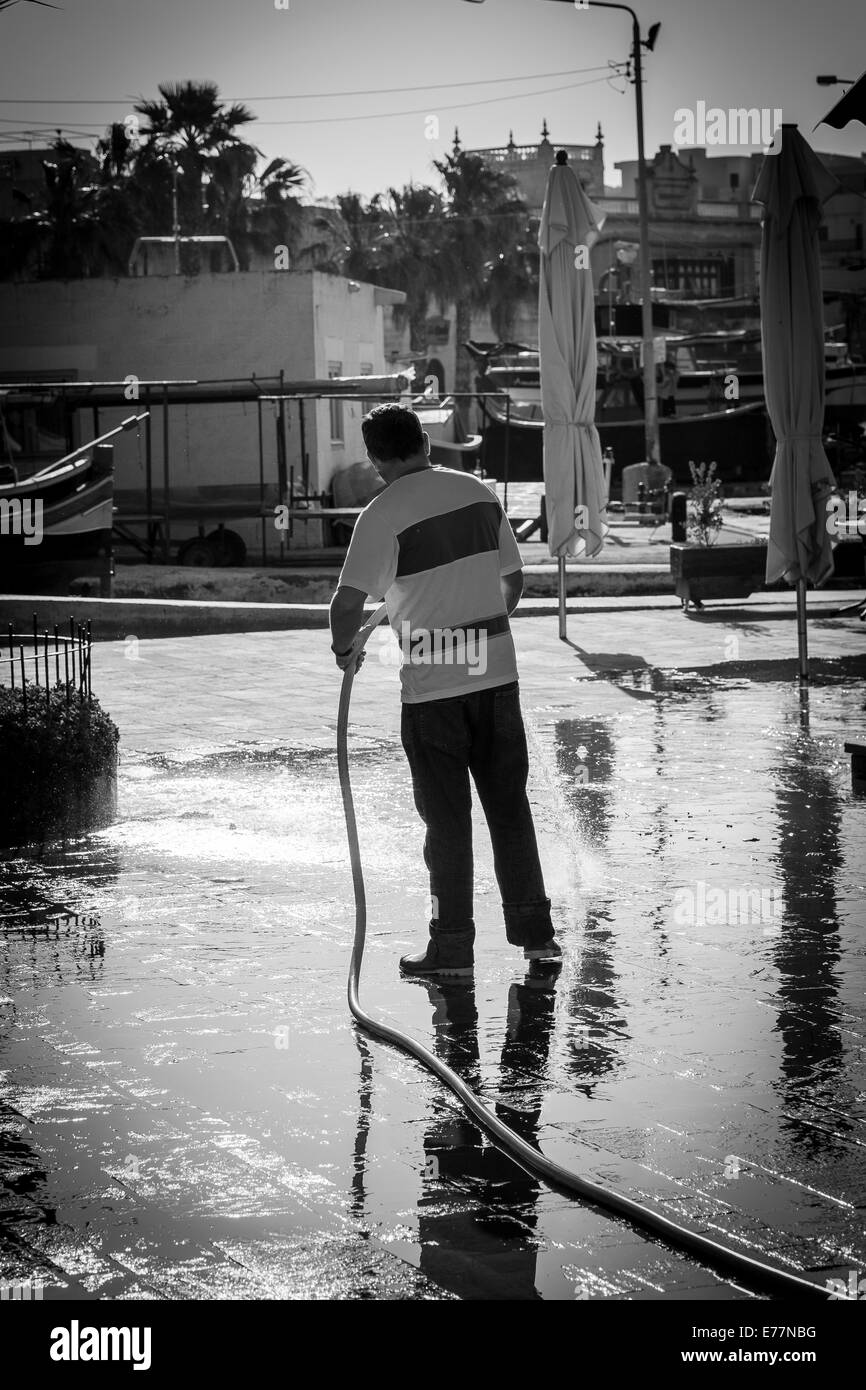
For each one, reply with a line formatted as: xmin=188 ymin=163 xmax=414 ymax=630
xmin=2 ymin=616 xmax=92 ymax=713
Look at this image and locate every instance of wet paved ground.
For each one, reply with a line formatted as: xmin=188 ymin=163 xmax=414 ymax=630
xmin=1 ymin=601 xmax=865 ymax=1300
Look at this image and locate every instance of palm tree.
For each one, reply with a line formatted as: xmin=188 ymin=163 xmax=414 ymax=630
xmin=244 ymin=157 xmax=310 ymax=269
xmin=134 ymin=79 xmax=258 ymax=168
xmin=328 ymin=186 xmax=448 ymax=354
xmin=291 ymin=206 xmax=354 ymax=272
xmin=485 ymin=222 xmax=540 ymax=341
xmin=133 ymin=80 xmax=259 ymax=267
xmin=432 ymin=148 xmax=528 ymax=407
xmin=0 ymin=84 xmax=318 ymax=280
xmin=93 ymin=122 xmax=152 ymax=265
xmin=334 ymin=191 xmax=381 ymax=280
xmin=205 ymin=143 xmax=260 ymax=269
xmin=0 ymin=138 xmax=129 ymax=279
xmin=374 ymin=184 xmax=447 ymax=355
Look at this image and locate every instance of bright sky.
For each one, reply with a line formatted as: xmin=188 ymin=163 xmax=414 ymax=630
xmin=1 ymin=0 xmax=864 ymax=201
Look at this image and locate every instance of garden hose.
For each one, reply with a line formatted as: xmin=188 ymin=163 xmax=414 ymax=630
xmin=336 ymin=604 xmax=826 ymax=1301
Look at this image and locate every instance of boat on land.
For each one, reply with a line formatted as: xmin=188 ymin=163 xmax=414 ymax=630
xmin=0 ymin=415 xmax=148 ymax=592
xmin=476 ymin=388 xmax=772 ymax=490
xmin=0 ymin=373 xmax=414 ymax=570
xmin=467 ymin=325 xmax=866 ymax=491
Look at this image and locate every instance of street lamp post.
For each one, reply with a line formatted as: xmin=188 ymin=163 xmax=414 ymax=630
xmin=464 ymin=0 xmax=661 ymax=464
xmin=171 ymin=161 xmax=181 ymax=276
xmin=156 ymin=139 xmax=183 ymax=275
xmin=570 ymin=2 xmax=660 ymax=464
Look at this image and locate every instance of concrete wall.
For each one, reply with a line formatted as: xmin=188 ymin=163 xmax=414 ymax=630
xmin=309 ymin=272 xmax=388 ymax=494
xmin=617 ymin=151 xmax=756 ymax=204
xmin=0 ymin=271 xmax=311 ymax=493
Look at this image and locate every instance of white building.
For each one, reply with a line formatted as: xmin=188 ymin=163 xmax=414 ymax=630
xmin=0 ymin=269 xmax=405 ymax=552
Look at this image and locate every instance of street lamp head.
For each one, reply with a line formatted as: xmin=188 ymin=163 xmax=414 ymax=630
xmin=816 ymin=75 xmax=840 ymax=85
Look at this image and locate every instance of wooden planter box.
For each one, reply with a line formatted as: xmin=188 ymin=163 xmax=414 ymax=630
xmin=670 ymin=541 xmax=768 ymax=609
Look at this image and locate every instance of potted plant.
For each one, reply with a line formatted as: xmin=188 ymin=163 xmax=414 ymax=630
xmin=670 ymin=461 xmax=768 ymax=610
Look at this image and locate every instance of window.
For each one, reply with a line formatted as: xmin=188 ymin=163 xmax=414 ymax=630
xmin=328 ymin=361 xmax=344 ymax=443
xmin=652 ymin=257 xmax=734 ymax=298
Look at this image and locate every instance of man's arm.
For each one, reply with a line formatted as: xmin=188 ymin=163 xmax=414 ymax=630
xmin=497 ymin=501 xmax=523 ymax=617
xmin=502 ymin=569 xmax=523 ymax=616
xmin=329 ymin=584 xmax=368 ymax=669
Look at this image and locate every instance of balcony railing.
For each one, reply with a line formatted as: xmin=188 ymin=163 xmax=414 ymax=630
xmin=595 ymin=197 xmax=762 ymax=220
xmin=479 ymin=144 xmax=596 ymax=163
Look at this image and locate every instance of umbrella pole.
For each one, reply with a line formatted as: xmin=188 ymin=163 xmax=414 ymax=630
xmin=558 ymin=556 xmax=567 ymax=640
xmin=503 ymin=394 xmax=510 ymax=514
xmin=796 ymin=577 xmax=809 ymax=682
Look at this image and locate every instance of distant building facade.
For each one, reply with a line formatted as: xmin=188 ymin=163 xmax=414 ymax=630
xmin=385 ymin=126 xmax=764 ymax=378
xmin=614 ymin=144 xmax=866 ymax=299
xmin=393 ymin=131 xmax=865 ymax=372
xmin=463 ymin=118 xmax=606 ymax=207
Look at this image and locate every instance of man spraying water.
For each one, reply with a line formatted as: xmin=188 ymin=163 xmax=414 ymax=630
xmin=329 ymin=404 xmax=560 ymax=977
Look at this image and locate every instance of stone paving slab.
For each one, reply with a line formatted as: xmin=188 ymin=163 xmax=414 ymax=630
xmin=50 ymin=599 xmax=862 ymax=754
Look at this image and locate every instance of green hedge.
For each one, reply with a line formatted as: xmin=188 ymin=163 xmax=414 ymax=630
xmin=0 ymin=683 xmax=119 ymax=845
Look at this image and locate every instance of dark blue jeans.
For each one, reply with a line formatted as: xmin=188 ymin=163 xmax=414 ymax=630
xmin=400 ymin=681 xmax=553 ymax=949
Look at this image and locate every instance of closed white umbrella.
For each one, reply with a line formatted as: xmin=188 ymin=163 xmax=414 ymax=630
xmin=538 ymin=150 xmax=606 ymax=638
xmin=753 ymin=125 xmax=840 ymax=680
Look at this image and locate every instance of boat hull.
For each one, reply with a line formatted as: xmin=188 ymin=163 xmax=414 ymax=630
xmin=0 ymin=452 xmax=114 ymax=593
xmin=478 ymin=401 xmax=774 ymax=489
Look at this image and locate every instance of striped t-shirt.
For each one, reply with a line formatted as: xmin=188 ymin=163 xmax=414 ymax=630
xmin=337 ymin=466 xmax=522 ymax=703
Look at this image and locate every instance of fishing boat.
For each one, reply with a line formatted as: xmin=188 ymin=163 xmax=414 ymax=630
xmin=0 ymin=372 xmax=412 ymax=570
xmin=0 ymin=414 xmax=145 ymax=594
xmin=667 ymin=328 xmax=866 ymax=416
xmin=467 ymin=342 xmax=772 ymax=488
xmin=476 ymin=390 xmax=771 ymax=488
xmin=468 ymin=327 xmax=866 ymax=490
xmin=409 ymin=389 xmax=482 ymax=466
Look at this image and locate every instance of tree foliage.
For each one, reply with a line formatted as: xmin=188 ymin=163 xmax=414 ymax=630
xmin=0 ymin=89 xmax=538 ymax=363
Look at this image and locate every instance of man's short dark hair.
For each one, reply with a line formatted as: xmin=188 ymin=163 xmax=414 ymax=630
xmin=362 ymin=404 xmax=424 ymax=462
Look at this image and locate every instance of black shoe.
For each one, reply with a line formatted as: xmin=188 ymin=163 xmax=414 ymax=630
xmin=523 ymin=939 xmax=562 ymax=963
xmin=400 ymin=936 xmax=474 ymax=977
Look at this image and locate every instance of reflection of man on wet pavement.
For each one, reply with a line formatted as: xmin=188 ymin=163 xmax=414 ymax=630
xmin=329 ymin=404 xmax=560 ymax=978
xmin=414 ymin=968 xmax=560 ymax=1299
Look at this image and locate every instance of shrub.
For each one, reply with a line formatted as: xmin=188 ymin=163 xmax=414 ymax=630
xmin=0 ymin=683 xmax=119 ymax=845
xmin=687 ymin=460 xmax=724 ymax=546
